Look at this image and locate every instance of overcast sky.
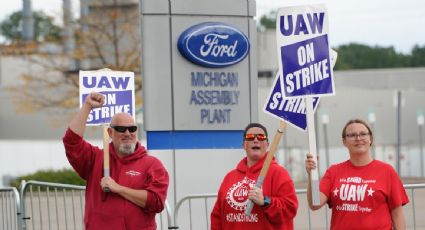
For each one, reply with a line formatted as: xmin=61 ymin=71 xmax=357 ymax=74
xmin=1 ymin=0 xmax=424 ymax=54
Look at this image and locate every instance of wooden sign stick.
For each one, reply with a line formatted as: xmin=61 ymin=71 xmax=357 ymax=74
xmin=245 ymin=121 xmax=286 ymax=216
xmin=103 ymin=125 xmax=111 ymax=192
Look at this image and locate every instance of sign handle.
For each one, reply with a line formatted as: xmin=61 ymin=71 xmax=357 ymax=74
xmin=245 ymin=121 xmax=286 ymax=216
xmin=103 ymin=125 xmax=111 ymax=193
xmin=306 ymin=97 xmax=320 ymax=205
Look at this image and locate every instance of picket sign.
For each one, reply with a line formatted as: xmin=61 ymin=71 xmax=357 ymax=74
xmin=79 ymin=69 xmax=135 ymax=193
xmin=273 ymin=4 xmax=335 ymax=206
xmin=263 ymin=72 xmax=320 ymax=132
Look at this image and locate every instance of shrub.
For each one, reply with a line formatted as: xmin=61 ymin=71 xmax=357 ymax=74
xmin=8 ymin=168 xmax=85 ymax=188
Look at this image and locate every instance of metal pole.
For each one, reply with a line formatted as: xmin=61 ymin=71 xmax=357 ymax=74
xmin=321 ymin=109 xmax=330 ymax=168
xmin=396 ymin=90 xmax=402 ymax=174
xmin=322 ymin=112 xmax=330 ymax=169
xmin=323 ymin=123 xmax=329 ymax=169
xmin=368 ymin=108 xmax=376 ymax=159
xmin=79 ymin=0 xmax=90 ymax=69
xmin=173 ymin=149 xmax=177 ymax=209
xmin=22 ymin=0 xmax=34 ymax=42
xmin=419 ymin=126 xmax=424 ymax=177
xmin=418 ymin=112 xmax=424 ymax=177
xmin=370 ymin=123 xmax=375 ymax=159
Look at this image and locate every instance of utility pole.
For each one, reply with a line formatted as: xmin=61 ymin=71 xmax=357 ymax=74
xmin=418 ymin=110 xmax=424 ymax=177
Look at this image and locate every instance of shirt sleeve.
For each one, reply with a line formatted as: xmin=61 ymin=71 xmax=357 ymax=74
xmin=263 ymin=166 xmax=298 ymax=224
xmin=62 ymin=128 xmax=97 ymax=180
xmin=143 ymin=159 xmax=170 ymax=213
xmin=387 ymin=166 xmax=409 ymax=210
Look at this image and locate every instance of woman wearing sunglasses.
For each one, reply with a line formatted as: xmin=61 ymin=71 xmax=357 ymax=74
xmin=63 ymin=92 xmax=169 ymax=230
xmin=211 ymin=123 xmax=298 ymax=230
xmin=305 ymin=119 xmax=408 ymax=230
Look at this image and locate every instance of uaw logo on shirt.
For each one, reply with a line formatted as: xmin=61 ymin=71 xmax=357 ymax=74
xmin=225 ymin=177 xmax=259 ymax=223
xmin=226 ymin=177 xmax=256 ymax=211
xmin=125 ymin=170 xmax=141 ymax=176
xmin=334 ymin=177 xmax=376 ymax=213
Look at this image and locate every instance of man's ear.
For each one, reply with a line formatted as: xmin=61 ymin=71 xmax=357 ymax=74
xmin=107 ymin=127 xmax=113 ymax=138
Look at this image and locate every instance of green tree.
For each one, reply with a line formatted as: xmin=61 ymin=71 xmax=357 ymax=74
xmin=410 ymin=45 xmax=425 ymax=67
xmin=334 ymin=43 xmax=410 ymax=70
xmin=0 ymin=10 xmax=62 ymax=43
xmin=258 ymin=10 xmax=277 ymax=29
xmin=8 ymin=168 xmax=85 ymax=188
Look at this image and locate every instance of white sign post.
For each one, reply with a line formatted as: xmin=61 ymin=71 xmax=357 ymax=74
xmin=79 ymin=69 xmax=135 ymax=191
xmin=275 ymin=4 xmax=336 ymax=205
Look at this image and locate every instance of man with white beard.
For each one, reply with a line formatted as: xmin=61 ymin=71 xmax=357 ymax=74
xmin=63 ymin=91 xmax=169 ymax=230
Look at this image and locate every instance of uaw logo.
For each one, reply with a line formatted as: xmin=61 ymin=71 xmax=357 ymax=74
xmin=226 ymin=177 xmax=256 ymax=211
xmin=177 ymin=22 xmax=250 ymax=68
xmin=125 ymin=170 xmax=141 ymax=176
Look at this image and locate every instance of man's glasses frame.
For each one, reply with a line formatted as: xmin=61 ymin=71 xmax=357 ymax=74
xmin=110 ymin=125 xmax=138 ymax=133
xmin=244 ymin=133 xmax=268 ymax=141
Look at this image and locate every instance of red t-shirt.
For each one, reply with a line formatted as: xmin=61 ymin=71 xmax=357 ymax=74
xmin=320 ymin=160 xmax=409 ymax=230
xmin=211 ymin=155 xmax=298 ymax=230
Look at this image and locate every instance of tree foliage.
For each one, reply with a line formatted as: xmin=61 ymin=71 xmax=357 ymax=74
xmin=259 ymin=10 xmax=277 ymax=29
xmin=3 ymin=4 xmax=142 ymax=117
xmin=0 ymin=11 xmax=62 ymax=43
xmin=410 ymin=45 xmax=425 ymax=67
xmin=334 ymin=43 xmax=425 ymax=70
xmin=8 ymin=168 xmax=85 ymax=188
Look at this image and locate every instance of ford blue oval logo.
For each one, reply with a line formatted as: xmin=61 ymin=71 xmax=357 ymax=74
xmin=177 ymin=22 xmax=250 ymax=68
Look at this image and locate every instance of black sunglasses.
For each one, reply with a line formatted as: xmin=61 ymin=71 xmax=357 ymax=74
xmin=110 ymin=126 xmax=138 ymax=133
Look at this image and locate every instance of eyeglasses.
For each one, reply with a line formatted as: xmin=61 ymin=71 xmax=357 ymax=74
xmin=245 ymin=133 xmax=267 ymax=141
xmin=345 ymin=132 xmax=370 ymax=140
xmin=111 ymin=126 xmax=138 ymax=133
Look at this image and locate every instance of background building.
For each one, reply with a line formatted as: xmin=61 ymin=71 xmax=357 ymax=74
xmin=0 ymin=0 xmax=424 ymax=202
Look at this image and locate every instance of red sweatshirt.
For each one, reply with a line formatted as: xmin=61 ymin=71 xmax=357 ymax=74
xmin=211 ymin=155 xmax=298 ymax=230
xmin=63 ymin=128 xmax=169 ymax=230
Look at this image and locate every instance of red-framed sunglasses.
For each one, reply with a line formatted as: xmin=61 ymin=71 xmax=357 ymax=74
xmin=244 ymin=133 xmax=267 ymax=141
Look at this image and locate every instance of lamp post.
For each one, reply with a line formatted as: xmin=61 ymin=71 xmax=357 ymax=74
xmin=394 ymin=90 xmax=403 ymax=174
xmin=418 ymin=110 xmax=424 ymax=177
xmin=322 ymin=111 xmax=330 ymax=169
xmin=368 ymin=107 xmax=376 ymax=159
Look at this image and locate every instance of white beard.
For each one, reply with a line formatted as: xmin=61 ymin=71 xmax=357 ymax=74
xmin=118 ymin=143 xmax=136 ymax=155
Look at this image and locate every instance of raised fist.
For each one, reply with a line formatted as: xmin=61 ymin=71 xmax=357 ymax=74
xmin=85 ymin=92 xmax=105 ymax=109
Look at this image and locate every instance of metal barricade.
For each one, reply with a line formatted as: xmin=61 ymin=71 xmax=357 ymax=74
xmin=18 ymin=180 xmax=172 ymax=230
xmin=173 ymin=193 xmax=217 ymax=230
xmin=404 ymin=183 xmax=425 ymax=230
xmin=1 ymin=181 xmax=424 ymax=230
xmin=0 ymin=187 xmax=21 ymax=230
xmin=173 ymin=184 xmax=425 ymax=230
xmin=20 ymin=180 xmax=86 ymax=230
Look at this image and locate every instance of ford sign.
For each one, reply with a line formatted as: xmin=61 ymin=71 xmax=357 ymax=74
xmin=177 ymin=22 xmax=250 ymax=68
